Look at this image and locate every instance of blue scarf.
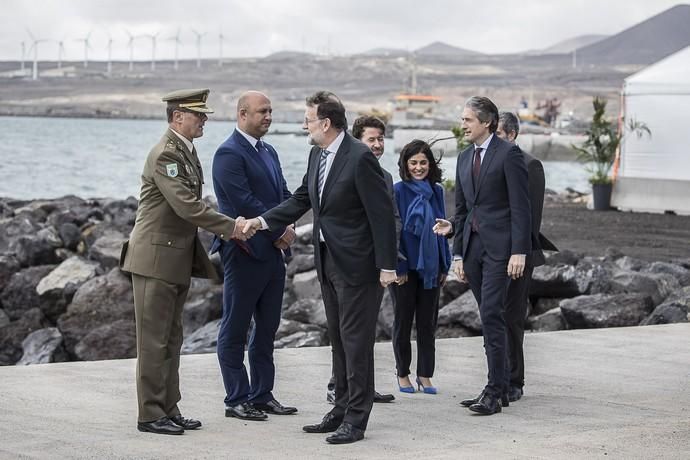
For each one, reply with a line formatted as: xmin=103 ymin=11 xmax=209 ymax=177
xmin=403 ymin=179 xmax=440 ymax=289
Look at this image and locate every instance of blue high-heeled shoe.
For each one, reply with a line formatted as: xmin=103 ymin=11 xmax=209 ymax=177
xmin=398 ymin=377 xmax=415 ymax=393
xmin=416 ymin=377 xmax=437 ymax=395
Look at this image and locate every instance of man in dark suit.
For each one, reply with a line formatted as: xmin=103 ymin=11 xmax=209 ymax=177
xmin=244 ymin=91 xmax=398 ymax=444
xmin=495 ymin=111 xmax=557 ymax=402
xmin=434 ymin=96 xmax=530 ymax=415
xmin=324 ymin=115 xmax=397 ymax=405
xmin=211 ymin=91 xmax=297 ymax=422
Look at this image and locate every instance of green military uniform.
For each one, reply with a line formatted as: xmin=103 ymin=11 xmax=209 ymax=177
xmin=120 ymin=89 xmax=235 ymax=423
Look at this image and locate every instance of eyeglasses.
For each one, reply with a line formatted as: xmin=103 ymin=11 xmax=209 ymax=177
xmin=303 ymin=117 xmax=325 ymax=125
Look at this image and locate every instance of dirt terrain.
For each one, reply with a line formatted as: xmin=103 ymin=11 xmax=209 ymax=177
xmin=541 ymin=201 xmax=690 ymax=262
xmin=0 ymin=52 xmax=633 ymax=124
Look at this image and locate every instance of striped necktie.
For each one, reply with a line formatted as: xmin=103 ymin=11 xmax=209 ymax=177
xmin=317 ymin=149 xmax=332 ymax=197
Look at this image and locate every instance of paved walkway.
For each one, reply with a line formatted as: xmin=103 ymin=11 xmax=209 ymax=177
xmin=1 ymin=324 xmax=689 ymax=459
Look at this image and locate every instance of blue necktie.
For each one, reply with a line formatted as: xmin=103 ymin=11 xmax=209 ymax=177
xmin=257 ymin=140 xmax=279 ymax=187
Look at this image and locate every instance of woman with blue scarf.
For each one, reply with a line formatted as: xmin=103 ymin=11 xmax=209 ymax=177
xmin=392 ymin=140 xmax=451 ymax=394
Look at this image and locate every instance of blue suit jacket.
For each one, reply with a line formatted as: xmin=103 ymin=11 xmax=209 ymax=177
xmin=211 ymin=129 xmax=291 ymax=261
xmin=452 ymin=134 xmax=531 ymax=261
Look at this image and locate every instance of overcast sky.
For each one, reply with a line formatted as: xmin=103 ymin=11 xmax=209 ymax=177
xmin=0 ymin=0 xmax=684 ymax=61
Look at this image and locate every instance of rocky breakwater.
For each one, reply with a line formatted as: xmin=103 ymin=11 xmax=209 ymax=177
xmin=1 ymin=195 xmax=689 ymax=366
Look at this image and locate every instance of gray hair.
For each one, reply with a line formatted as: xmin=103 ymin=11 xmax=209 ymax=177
xmin=465 ymin=96 xmax=499 ymax=133
xmin=498 ymin=111 xmax=520 ymax=139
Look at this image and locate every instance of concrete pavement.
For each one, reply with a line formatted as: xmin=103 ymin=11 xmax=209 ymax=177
xmin=1 ymin=324 xmax=689 ymax=459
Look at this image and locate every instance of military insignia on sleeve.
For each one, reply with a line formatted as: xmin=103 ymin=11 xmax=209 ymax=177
xmin=166 ymin=163 xmax=179 ymax=177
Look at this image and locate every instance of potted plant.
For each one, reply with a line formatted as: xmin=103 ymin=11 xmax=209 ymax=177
xmin=573 ymin=97 xmax=649 ymax=210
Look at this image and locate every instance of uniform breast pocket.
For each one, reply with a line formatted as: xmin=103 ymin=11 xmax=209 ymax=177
xmin=151 ymin=232 xmax=187 ymax=269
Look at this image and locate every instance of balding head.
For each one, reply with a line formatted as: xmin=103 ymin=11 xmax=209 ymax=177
xmin=237 ymin=91 xmax=272 ymax=139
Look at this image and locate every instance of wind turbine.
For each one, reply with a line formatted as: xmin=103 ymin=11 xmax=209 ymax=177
xmin=168 ymin=27 xmax=182 ymax=71
xmin=74 ymin=31 xmax=92 ymax=68
xmin=218 ymin=29 xmax=225 ymax=67
xmin=55 ymin=39 xmax=66 ymax=69
xmin=26 ymin=29 xmax=48 ymax=80
xmin=125 ymin=29 xmax=138 ymax=71
xmin=105 ymin=33 xmax=114 ymax=75
xmin=20 ymin=41 xmax=26 ymax=72
xmin=145 ymin=32 xmax=159 ymax=71
xmin=191 ymin=29 xmax=206 ymax=69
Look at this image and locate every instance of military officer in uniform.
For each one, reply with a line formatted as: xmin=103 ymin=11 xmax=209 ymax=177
xmin=120 ymin=88 xmax=254 ymax=435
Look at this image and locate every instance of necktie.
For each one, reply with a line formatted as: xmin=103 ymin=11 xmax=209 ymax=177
xmin=317 ymin=149 xmax=332 ymax=198
xmin=472 ymin=147 xmax=483 ymax=183
xmin=256 ymin=141 xmax=279 ymax=187
xmin=471 ymin=147 xmax=483 ymax=232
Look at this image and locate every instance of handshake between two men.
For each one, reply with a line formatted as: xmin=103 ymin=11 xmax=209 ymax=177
xmin=238 ymin=217 xmax=399 ymax=288
xmin=231 ymin=216 xmax=296 ymax=249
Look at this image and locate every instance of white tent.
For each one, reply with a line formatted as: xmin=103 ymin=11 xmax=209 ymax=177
xmin=611 ymin=45 xmax=690 ymax=215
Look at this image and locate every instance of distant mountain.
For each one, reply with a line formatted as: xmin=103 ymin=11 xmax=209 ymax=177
xmin=577 ymin=4 xmax=690 ymax=65
xmin=264 ymin=50 xmax=314 ymax=60
xmin=359 ymin=47 xmax=409 ymax=57
xmin=540 ymin=34 xmax=608 ymax=54
xmin=414 ymin=41 xmax=482 ymax=57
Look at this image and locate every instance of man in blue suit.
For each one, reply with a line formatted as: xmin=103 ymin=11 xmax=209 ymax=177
xmin=211 ymin=91 xmax=297 ymax=421
xmin=435 ymin=96 xmax=530 ymax=415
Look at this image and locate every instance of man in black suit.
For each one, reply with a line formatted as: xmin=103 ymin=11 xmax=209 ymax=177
xmin=495 ymin=111 xmax=557 ymax=402
xmin=243 ymin=91 xmax=397 ymax=444
xmin=324 ymin=115 xmax=398 ymax=405
xmin=434 ymin=96 xmax=530 ymax=415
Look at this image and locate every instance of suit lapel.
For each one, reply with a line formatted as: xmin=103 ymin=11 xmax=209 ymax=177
xmin=233 ymin=131 xmax=281 ymax=198
xmin=462 ymin=149 xmax=475 ymax=198
xmin=321 ymin=134 xmax=350 ymax=205
xmin=475 ymin=136 xmax=498 ymax=198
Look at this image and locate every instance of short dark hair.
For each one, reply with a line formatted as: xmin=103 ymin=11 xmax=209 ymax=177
xmin=306 ymin=91 xmax=348 ymax=131
xmin=499 ymin=111 xmax=520 ymax=139
xmin=398 ymin=139 xmax=443 ymax=184
xmin=352 ymin=116 xmax=386 ymax=140
xmin=166 ymin=106 xmax=176 ymax=123
xmin=465 ymin=96 xmax=499 ymax=133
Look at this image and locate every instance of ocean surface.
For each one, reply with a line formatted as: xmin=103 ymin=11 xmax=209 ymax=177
xmin=1 ymin=116 xmax=590 ymax=200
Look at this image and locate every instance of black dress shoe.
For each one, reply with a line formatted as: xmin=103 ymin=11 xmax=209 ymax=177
xmin=251 ymin=399 xmax=298 ymax=415
xmin=508 ymin=386 xmax=523 ymax=402
xmin=326 ymin=422 xmax=365 ymax=444
xmin=170 ymin=414 xmax=202 ymax=430
xmin=303 ymin=413 xmax=342 ymax=433
xmin=460 ymin=390 xmax=485 ymax=407
xmin=374 ymin=391 xmax=395 ymax=403
xmin=461 ymin=389 xmax=509 ymax=407
xmin=225 ymin=402 xmax=267 ymax=421
xmin=137 ymin=417 xmax=184 ymax=435
xmin=469 ymin=393 xmax=502 ymax=415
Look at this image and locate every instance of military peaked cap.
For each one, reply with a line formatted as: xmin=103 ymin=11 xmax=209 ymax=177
xmin=162 ymin=88 xmax=214 ymax=113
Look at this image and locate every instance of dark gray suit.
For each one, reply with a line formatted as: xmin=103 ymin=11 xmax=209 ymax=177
xmin=504 ymin=151 xmax=557 ymax=390
xmin=263 ymin=132 xmax=396 ymax=431
xmin=453 ymin=134 xmax=530 ymax=397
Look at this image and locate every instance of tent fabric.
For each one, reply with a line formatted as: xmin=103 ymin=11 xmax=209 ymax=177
xmin=623 ymin=45 xmax=690 ymax=94
xmin=612 ymin=45 xmax=690 ymax=214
